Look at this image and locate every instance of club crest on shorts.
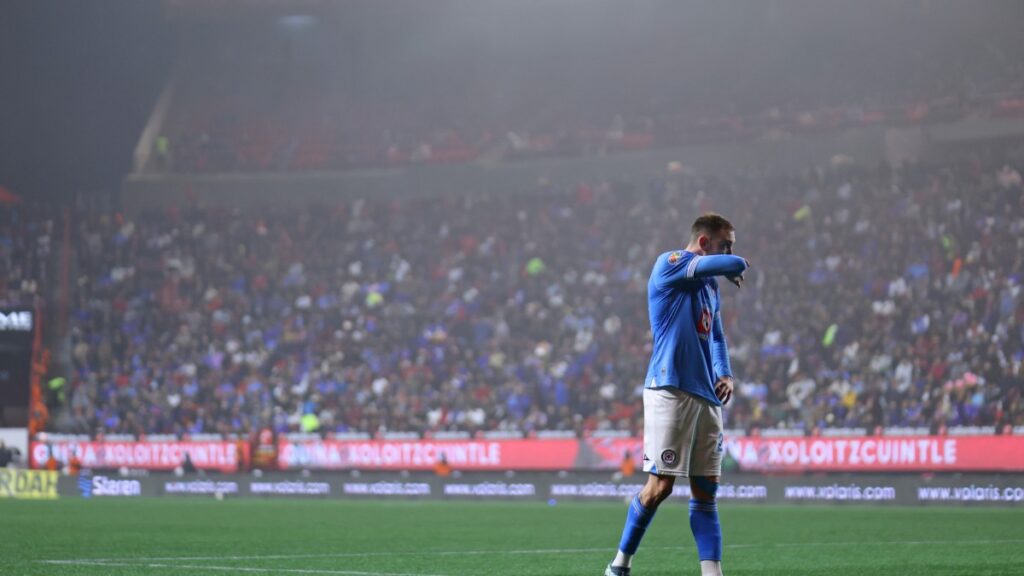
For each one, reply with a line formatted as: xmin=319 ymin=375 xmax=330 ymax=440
xmin=660 ymin=449 xmax=678 ymax=466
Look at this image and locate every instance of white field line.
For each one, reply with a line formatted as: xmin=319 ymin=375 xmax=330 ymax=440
xmin=38 ymin=538 xmax=1024 ymax=566
xmin=39 ymin=559 xmax=447 ymax=576
xmin=730 ymin=538 xmax=1024 ymax=549
xmin=42 ymin=547 xmax=622 ymax=563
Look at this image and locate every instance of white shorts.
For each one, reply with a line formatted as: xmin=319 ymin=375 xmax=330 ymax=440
xmin=642 ymin=387 xmax=723 ymax=477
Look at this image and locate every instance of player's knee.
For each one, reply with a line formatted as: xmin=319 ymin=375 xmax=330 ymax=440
xmin=653 ymin=484 xmax=673 ymax=504
xmin=690 ymin=475 xmax=719 ymax=502
xmin=641 ymin=476 xmax=675 ymax=507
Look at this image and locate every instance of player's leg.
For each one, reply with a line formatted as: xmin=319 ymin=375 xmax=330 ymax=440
xmin=608 ymin=473 xmax=675 ymax=574
xmin=689 ymin=475 xmax=722 ymax=576
xmin=607 ymin=388 xmax=692 ymax=575
xmin=688 ymin=402 xmax=725 ymax=576
xmin=638 ymin=471 xmax=676 ymax=508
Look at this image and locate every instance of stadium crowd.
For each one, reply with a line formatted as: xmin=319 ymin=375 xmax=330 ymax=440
xmin=0 ymin=201 xmax=53 ymax=309
xmin=45 ymin=149 xmax=1024 ymax=438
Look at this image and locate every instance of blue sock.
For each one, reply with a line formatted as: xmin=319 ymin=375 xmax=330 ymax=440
xmin=689 ymin=499 xmax=722 ymax=561
xmin=617 ymin=495 xmax=657 ymax=555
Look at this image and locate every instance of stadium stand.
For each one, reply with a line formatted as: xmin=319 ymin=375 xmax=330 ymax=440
xmin=0 ymin=199 xmax=54 ymax=309
xmin=144 ymin=4 xmax=1024 ymax=174
xmin=39 ymin=150 xmax=1024 ymax=438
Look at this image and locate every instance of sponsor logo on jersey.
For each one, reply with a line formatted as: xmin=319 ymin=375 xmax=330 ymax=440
xmin=667 ymin=251 xmax=683 ymax=265
xmin=697 ymin=307 xmax=712 ymax=340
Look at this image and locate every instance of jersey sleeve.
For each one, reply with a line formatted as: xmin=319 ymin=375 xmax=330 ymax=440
xmin=651 ymin=251 xmax=701 ymax=290
xmin=693 ymin=255 xmax=747 ymax=278
xmin=711 ymin=289 xmax=733 ymax=379
xmin=652 ymin=252 xmax=748 ymax=291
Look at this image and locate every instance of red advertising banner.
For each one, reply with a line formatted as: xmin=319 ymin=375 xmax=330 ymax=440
xmin=30 ymin=441 xmax=246 ymax=473
xmin=277 ymin=439 xmax=580 ymax=471
xmin=583 ymin=436 xmax=1024 ymax=473
xmin=30 ymin=435 xmax=1024 ymax=472
xmin=723 ymin=436 xmax=1024 ymax=472
xmin=584 ymin=437 xmax=643 ymax=469
xmin=280 ymin=436 xmax=1024 ymax=472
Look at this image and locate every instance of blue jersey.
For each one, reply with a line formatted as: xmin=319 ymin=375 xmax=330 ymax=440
xmin=644 ymin=250 xmax=746 ymax=405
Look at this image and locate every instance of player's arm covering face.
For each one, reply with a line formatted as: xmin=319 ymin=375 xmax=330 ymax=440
xmin=652 ymin=253 xmax=747 ymax=291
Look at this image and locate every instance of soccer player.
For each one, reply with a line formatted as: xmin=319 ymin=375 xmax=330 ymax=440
xmin=605 ymin=213 xmax=748 ymax=576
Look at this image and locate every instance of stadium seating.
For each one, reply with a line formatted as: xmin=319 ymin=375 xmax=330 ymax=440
xmin=0 ymin=203 xmax=54 ymax=309
xmin=43 ymin=151 xmax=1024 ymax=437
xmin=150 ymin=14 xmax=1024 ymax=174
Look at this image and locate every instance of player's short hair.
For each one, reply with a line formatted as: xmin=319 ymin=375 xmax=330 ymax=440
xmin=690 ymin=213 xmax=734 ymax=240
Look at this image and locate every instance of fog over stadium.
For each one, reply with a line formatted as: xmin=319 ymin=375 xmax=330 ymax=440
xmin=1 ymin=2 xmax=1023 ymax=575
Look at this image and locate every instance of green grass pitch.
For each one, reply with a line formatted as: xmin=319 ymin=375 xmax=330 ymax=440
xmin=2 ymin=498 xmax=1023 ymax=575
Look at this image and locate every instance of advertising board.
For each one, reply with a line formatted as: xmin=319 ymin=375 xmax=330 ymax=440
xmin=0 ymin=468 xmax=57 ymax=499
xmin=276 ymin=436 xmax=1024 ymax=473
xmin=31 ymin=441 xmax=247 ymax=473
